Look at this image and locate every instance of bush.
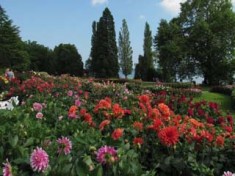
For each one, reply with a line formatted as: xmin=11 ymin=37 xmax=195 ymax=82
xmin=170 ymin=88 xmax=202 ymax=97
xmin=210 ymin=86 xmax=234 ymax=95
xmin=231 ymin=89 xmax=235 ymax=109
xmin=161 ymin=82 xmax=194 ymax=89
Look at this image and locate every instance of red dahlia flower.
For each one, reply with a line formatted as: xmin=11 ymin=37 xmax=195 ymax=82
xmin=158 ymin=126 xmax=179 ymax=146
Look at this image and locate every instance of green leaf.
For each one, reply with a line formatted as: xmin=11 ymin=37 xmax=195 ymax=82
xmin=75 ymin=161 xmax=87 ymax=176
xmin=172 ymin=158 xmax=185 ymax=170
xmin=62 ymin=163 xmax=73 ymax=174
xmin=83 ymin=155 xmax=93 ymax=166
xmin=13 ymin=158 xmax=28 ymax=165
xmin=76 ymin=138 xmax=88 ymax=145
xmin=23 ymin=137 xmax=34 ymax=147
xmin=97 ymin=165 xmax=103 ymax=176
xmin=0 ymin=146 xmax=3 ymax=158
xmin=124 ymin=143 xmax=130 ymax=150
xmin=9 ymin=135 xmax=18 ymax=147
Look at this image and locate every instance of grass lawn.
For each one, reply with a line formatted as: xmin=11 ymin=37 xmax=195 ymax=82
xmin=194 ymin=91 xmax=235 ymax=114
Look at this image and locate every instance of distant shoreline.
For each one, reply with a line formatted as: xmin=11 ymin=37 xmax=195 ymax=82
xmin=119 ymin=70 xmax=203 ymax=84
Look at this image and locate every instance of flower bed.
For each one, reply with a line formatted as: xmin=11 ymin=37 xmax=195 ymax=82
xmin=0 ymin=74 xmax=234 ymax=175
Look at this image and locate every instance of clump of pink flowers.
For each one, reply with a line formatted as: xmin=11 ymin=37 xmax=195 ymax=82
xmin=57 ymin=136 xmax=72 ymax=155
xmin=75 ymin=99 xmax=81 ymax=107
xmin=223 ymin=171 xmax=235 ymax=176
xmin=36 ymin=112 xmax=43 ymax=119
xmin=67 ymin=90 xmax=73 ymax=97
xmin=33 ymin=102 xmax=43 ymax=112
xmin=96 ymin=145 xmax=118 ymax=165
xmin=30 ymin=147 xmax=49 ymax=172
xmin=2 ymin=159 xmax=12 ymax=176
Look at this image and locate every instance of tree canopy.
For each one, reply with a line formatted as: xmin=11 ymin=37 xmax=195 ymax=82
xmin=0 ymin=6 xmax=30 ymax=71
xmin=24 ymin=41 xmax=54 ymax=73
xmin=155 ymin=0 xmax=235 ymax=84
xmin=135 ymin=22 xmax=155 ymax=81
xmin=90 ymin=8 xmax=119 ymax=78
xmin=118 ymin=19 xmax=133 ymax=79
xmin=54 ymin=44 xmax=83 ymax=76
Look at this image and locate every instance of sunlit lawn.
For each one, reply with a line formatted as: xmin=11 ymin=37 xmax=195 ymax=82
xmin=194 ymin=91 xmax=235 ymax=115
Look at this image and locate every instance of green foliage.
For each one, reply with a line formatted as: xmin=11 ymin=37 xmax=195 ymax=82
xmin=118 ymin=19 xmax=133 ymax=79
xmin=154 ymin=19 xmax=190 ymax=82
xmin=0 ymin=73 xmax=235 ymax=175
xmin=90 ymin=8 xmax=119 ymax=78
xmin=135 ymin=23 xmax=155 ymax=81
xmin=143 ymin=22 xmax=153 ymax=69
xmin=24 ymin=41 xmax=54 ymax=73
xmin=210 ymin=85 xmax=234 ymax=96
xmin=134 ymin=55 xmax=145 ymax=80
xmin=53 ymin=43 xmax=84 ymax=76
xmin=230 ymin=89 xmax=235 ymax=110
xmin=194 ymin=91 xmax=233 ymax=113
xmin=177 ymin=0 xmax=235 ymax=85
xmin=161 ymin=82 xmax=194 ymax=89
xmin=154 ymin=0 xmax=235 ymax=85
xmin=0 ymin=6 xmax=30 ymax=71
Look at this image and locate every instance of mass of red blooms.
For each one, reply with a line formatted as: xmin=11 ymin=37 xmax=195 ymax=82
xmin=2 ymin=73 xmax=235 ymax=175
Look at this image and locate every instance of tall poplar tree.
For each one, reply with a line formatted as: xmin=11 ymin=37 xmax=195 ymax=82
xmin=118 ymin=19 xmax=133 ymax=79
xmin=143 ymin=22 xmax=153 ymax=69
xmin=135 ymin=22 xmax=154 ymax=81
xmin=90 ymin=8 xmax=119 ymax=78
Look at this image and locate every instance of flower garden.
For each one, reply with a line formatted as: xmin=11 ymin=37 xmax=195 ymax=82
xmin=0 ymin=72 xmax=234 ymax=176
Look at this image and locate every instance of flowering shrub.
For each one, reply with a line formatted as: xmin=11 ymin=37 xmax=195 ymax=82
xmin=0 ymin=74 xmax=234 ymax=175
xmin=161 ymin=82 xmax=194 ymax=89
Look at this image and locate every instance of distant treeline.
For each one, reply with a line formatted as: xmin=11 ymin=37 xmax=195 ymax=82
xmin=1 ymin=0 xmax=235 ymax=85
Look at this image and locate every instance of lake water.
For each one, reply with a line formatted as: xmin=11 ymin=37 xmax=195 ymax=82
xmin=119 ymin=71 xmax=204 ymax=84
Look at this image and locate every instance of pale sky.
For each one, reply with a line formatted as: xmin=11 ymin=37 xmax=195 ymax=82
xmin=1 ymin=0 xmax=234 ymax=64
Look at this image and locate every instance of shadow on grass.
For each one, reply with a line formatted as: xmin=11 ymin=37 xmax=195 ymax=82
xmin=194 ymin=91 xmax=235 ymax=115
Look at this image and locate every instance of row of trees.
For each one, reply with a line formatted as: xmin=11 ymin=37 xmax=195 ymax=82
xmin=86 ymin=0 xmax=235 ymax=85
xmin=1 ymin=0 xmax=235 ymax=85
xmin=86 ymin=8 xmax=133 ymax=79
xmin=24 ymin=41 xmax=83 ymax=76
xmin=155 ymin=0 xmax=235 ymax=85
xmin=134 ymin=0 xmax=235 ymax=85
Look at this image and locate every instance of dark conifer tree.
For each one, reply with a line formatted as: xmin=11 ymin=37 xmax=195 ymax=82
xmin=0 ymin=6 xmax=30 ymax=70
xmin=90 ymin=8 xmax=119 ymax=78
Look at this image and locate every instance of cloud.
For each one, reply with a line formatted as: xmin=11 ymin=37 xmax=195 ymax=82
xmin=160 ymin=0 xmax=186 ymax=14
xmin=232 ymin=0 xmax=235 ymax=6
xmin=139 ymin=15 xmax=146 ymax=20
xmin=91 ymin=0 xmax=108 ymax=6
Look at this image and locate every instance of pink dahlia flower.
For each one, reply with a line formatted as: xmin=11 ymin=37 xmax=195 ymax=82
xmin=96 ymin=145 xmax=118 ymax=165
xmin=36 ymin=112 xmax=43 ymax=119
xmin=223 ymin=171 xmax=235 ymax=176
xmin=30 ymin=147 xmax=49 ymax=172
xmin=57 ymin=136 xmax=72 ymax=155
xmin=33 ymin=102 xmax=43 ymax=112
xmin=67 ymin=90 xmax=73 ymax=97
xmin=2 ymin=159 xmax=12 ymax=176
xmin=75 ymin=99 xmax=81 ymax=107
